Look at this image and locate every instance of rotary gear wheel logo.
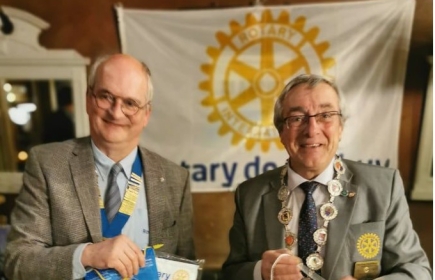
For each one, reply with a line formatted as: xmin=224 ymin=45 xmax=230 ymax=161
xmin=357 ymin=233 xmax=381 ymax=259
xmin=172 ymin=269 xmax=189 ymax=280
xmin=200 ymin=10 xmax=335 ymax=152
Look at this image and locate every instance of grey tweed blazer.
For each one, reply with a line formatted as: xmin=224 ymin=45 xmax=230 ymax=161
xmin=4 ymin=137 xmax=194 ymax=280
xmin=222 ymin=159 xmax=431 ymax=280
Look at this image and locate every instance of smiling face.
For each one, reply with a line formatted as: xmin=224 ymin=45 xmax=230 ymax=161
xmin=279 ymin=82 xmax=343 ymax=179
xmin=86 ymin=54 xmax=150 ymax=156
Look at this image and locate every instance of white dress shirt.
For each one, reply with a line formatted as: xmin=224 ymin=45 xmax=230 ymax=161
xmin=253 ymin=158 xmax=335 ymax=280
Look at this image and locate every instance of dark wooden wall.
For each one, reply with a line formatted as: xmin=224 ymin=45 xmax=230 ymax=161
xmin=1 ymin=0 xmax=432 ymax=271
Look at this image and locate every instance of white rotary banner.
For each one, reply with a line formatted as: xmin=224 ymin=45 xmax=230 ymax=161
xmin=116 ymin=0 xmax=414 ymax=192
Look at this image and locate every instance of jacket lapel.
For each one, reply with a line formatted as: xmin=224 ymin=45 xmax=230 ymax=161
xmin=263 ymin=168 xmax=285 ymax=250
xmin=139 ymin=148 xmax=173 ymax=246
xmin=322 ymin=162 xmax=358 ymax=279
xmin=70 ymin=137 xmax=102 ymax=243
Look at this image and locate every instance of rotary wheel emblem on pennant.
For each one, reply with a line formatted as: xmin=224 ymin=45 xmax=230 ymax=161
xmin=200 ymin=10 xmax=335 ymax=152
xmin=172 ymin=269 xmax=190 ymax=280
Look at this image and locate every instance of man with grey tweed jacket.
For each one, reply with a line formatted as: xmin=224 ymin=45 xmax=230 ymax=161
xmin=4 ymin=54 xmax=194 ymax=279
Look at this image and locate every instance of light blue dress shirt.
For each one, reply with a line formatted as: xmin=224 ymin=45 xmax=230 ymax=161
xmin=72 ymin=142 xmax=149 ymax=279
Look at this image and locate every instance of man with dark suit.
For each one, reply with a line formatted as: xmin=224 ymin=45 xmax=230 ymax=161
xmin=42 ymin=86 xmax=75 ymax=143
xmin=4 ymin=54 xmax=194 ymax=279
xmin=222 ymin=74 xmax=431 ymax=280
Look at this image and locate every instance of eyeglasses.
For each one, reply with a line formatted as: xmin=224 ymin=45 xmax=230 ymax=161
xmin=90 ymin=90 xmax=148 ymax=116
xmin=284 ymin=111 xmax=342 ymax=128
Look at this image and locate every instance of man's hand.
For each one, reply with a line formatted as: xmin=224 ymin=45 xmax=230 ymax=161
xmin=261 ymin=249 xmax=303 ymax=280
xmin=339 ymin=277 xmax=357 ymax=280
xmin=81 ymin=234 xmax=145 ymax=278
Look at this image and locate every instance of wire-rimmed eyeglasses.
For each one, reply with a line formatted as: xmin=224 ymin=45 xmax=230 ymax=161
xmin=90 ymin=90 xmax=149 ymax=116
xmin=284 ymin=111 xmax=342 ymax=128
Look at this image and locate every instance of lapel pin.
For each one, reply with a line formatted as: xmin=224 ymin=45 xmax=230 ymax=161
xmin=340 ymin=190 xmax=356 ymax=198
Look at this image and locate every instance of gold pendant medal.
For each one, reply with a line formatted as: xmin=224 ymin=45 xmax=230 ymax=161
xmin=306 ymin=253 xmax=324 ymax=271
xmin=313 ymin=228 xmax=328 ymax=246
xmin=278 ymin=207 xmax=292 ymax=225
xmin=285 ymin=231 xmax=297 ymax=249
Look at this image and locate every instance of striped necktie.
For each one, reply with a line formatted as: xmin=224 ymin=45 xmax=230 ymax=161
xmin=105 ymin=163 xmax=123 ymax=222
xmin=298 ymin=181 xmax=318 ymax=263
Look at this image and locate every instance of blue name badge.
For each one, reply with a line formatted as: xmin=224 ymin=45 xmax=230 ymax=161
xmin=85 ymin=247 xmax=159 ymax=280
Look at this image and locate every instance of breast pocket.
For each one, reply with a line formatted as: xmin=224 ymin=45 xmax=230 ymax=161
xmin=347 ymin=221 xmax=385 ymax=262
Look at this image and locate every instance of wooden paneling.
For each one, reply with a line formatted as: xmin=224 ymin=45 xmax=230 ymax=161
xmin=192 ymin=192 xmax=235 ymax=269
xmin=400 ymin=52 xmax=431 ymax=192
xmin=0 ymin=0 xmax=432 ymax=271
xmin=3 ymin=0 xmax=432 ymax=63
xmin=409 ymin=201 xmax=433 ymax=267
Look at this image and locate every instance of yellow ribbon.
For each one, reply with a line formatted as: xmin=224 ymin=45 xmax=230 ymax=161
xmin=92 ymin=268 xmax=130 ymax=280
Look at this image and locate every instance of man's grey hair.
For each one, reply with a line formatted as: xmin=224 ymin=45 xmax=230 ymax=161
xmin=273 ymin=74 xmax=347 ymax=133
xmin=87 ymin=54 xmax=154 ymax=103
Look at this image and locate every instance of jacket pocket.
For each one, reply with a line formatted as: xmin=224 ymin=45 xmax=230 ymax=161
xmin=347 ymin=221 xmax=385 ymax=262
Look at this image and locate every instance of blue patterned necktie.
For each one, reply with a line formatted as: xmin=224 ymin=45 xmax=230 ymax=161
xmin=298 ymin=181 xmax=318 ymax=263
xmin=105 ymin=163 xmax=123 ymax=222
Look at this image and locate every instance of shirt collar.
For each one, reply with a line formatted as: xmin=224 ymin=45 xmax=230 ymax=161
xmin=91 ymin=140 xmax=138 ymax=181
xmin=286 ymin=157 xmax=335 ymax=191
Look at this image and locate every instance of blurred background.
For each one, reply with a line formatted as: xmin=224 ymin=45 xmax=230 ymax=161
xmin=0 ymin=1 xmax=432 ymax=279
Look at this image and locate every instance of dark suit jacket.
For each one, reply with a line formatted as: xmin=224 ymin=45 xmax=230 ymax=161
xmin=4 ymin=137 xmax=194 ymax=279
xmin=222 ymin=159 xmax=431 ymax=280
xmin=42 ymin=109 xmax=75 ymax=143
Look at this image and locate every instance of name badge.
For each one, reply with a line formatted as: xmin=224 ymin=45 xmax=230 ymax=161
xmin=353 ymin=260 xmax=380 ymax=279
